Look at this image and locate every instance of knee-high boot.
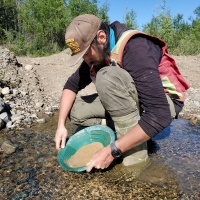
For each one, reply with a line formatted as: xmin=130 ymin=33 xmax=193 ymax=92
xmin=112 ymin=112 xmax=149 ymax=166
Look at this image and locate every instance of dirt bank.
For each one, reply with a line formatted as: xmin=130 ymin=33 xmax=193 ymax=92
xmin=16 ymin=50 xmax=200 ymax=123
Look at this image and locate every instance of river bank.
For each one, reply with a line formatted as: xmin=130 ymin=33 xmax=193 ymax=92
xmin=0 ymin=47 xmax=199 ymax=132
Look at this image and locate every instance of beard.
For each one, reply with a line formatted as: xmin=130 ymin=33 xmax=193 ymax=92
xmin=93 ymin=60 xmax=108 ymax=73
xmin=92 ymin=42 xmax=111 ymax=73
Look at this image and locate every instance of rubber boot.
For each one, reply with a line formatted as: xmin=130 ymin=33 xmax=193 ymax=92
xmin=103 ymin=113 xmax=150 ymax=182
xmin=112 ymin=112 xmax=149 ymax=166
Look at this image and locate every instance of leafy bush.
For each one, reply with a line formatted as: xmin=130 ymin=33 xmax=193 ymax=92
xmin=1 ymin=0 xmax=200 ymax=56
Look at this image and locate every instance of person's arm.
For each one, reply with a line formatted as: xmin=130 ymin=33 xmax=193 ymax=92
xmin=55 ymin=61 xmax=92 ymax=150
xmin=86 ymin=124 xmax=150 ymax=172
xmin=115 ymin=124 xmax=150 ymax=153
xmin=54 ymin=89 xmax=76 ymax=150
xmin=123 ymin=35 xmax=172 ymax=137
xmin=63 ymin=61 xmax=92 ymax=92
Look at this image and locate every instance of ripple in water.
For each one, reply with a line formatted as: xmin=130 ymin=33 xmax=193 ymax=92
xmin=0 ymin=114 xmax=199 ymax=199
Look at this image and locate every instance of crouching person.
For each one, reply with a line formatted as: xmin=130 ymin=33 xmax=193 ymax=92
xmin=54 ymin=14 xmax=189 ymax=175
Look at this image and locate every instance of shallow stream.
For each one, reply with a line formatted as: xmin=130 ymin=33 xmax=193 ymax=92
xmin=0 ymin=113 xmax=199 ymax=200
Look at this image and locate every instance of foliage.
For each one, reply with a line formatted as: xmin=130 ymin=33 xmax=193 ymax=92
xmin=65 ymin=0 xmax=99 ymax=22
xmin=0 ymin=0 xmax=18 ymax=43
xmin=123 ymin=7 xmax=138 ymax=29
xmin=98 ymin=1 xmax=110 ymax=23
xmin=66 ymin=0 xmax=110 ymax=23
xmin=143 ymin=0 xmax=175 ymax=50
xmin=0 ymin=0 xmax=200 ymax=56
xmin=1 ymin=0 xmax=110 ymax=56
xmin=11 ymin=0 xmax=68 ymax=56
xmin=142 ymin=0 xmax=200 ymax=55
xmin=194 ymin=5 xmax=200 ymax=18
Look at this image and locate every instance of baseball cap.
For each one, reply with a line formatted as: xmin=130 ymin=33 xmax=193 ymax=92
xmin=65 ymin=14 xmax=102 ymax=67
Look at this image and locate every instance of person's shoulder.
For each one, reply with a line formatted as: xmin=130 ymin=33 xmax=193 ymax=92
xmin=109 ymin=21 xmax=121 ymax=26
xmin=127 ymin=33 xmax=161 ymax=47
xmin=126 ymin=34 xmax=148 ymax=47
xmin=110 ymin=21 xmax=130 ymax=40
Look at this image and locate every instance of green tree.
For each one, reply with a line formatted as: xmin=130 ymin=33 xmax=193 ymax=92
xmin=172 ymin=5 xmax=200 ymax=55
xmin=65 ymin=0 xmax=99 ymax=21
xmin=9 ymin=0 xmax=68 ymax=55
xmin=123 ymin=7 xmax=138 ymax=29
xmin=0 ymin=0 xmax=18 ymax=43
xmin=172 ymin=14 xmax=190 ymax=54
xmin=66 ymin=0 xmax=110 ymax=23
xmin=194 ymin=5 xmax=200 ymax=18
xmin=143 ymin=1 xmax=200 ymax=55
xmin=98 ymin=1 xmax=110 ymax=23
xmin=2 ymin=0 xmax=110 ymax=56
xmin=143 ymin=0 xmax=175 ymax=52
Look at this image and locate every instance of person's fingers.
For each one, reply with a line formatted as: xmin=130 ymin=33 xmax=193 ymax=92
xmin=86 ymin=164 xmax=94 ymax=172
xmin=56 ymin=141 xmax=61 ymax=151
xmin=86 ymin=160 xmax=95 ymax=172
xmin=54 ymin=137 xmax=61 ymax=151
xmin=61 ymin=135 xmax=67 ymax=148
xmin=86 ymin=161 xmax=90 ymax=166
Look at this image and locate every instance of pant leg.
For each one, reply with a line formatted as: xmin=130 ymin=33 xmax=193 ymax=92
xmin=96 ymin=66 xmax=140 ymax=119
xmin=96 ymin=66 xmax=149 ymax=166
xmin=96 ymin=65 xmax=140 ymax=137
xmin=69 ymin=93 xmax=111 ymax=126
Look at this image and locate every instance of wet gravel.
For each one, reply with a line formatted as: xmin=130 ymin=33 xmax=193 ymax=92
xmin=0 ymin=113 xmax=200 ymax=200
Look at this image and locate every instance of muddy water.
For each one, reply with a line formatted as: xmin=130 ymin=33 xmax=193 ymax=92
xmin=0 ymin=113 xmax=199 ymax=199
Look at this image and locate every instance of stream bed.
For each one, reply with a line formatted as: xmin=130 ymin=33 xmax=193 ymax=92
xmin=0 ymin=114 xmax=199 ymax=200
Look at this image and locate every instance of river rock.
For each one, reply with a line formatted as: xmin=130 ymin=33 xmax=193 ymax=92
xmin=0 ymin=112 xmax=10 ymax=123
xmin=1 ymin=87 xmax=10 ymax=95
xmin=12 ymin=89 xmax=18 ymax=97
xmin=6 ymin=121 xmax=13 ymax=129
xmin=44 ymin=112 xmax=53 ymax=116
xmin=24 ymin=64 xmax=33 ymax=71
xmin=0 ymin=118 xmax=5 ymax=129
xmin=36 ymin=118 xmax=46 ymax=123
xmin=11 ymin=114 xmax=24 ymax=122
xmin=1 ymin=140 xmax=16 ymax=154
xmin=0 ymin=97 xmax=5 ymax=112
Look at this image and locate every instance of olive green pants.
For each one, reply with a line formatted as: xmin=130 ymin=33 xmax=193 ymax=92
xmin=69 ymin=66 xmax=175 ymax=128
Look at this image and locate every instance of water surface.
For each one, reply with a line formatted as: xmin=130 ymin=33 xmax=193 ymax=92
xmin=0 ymin=114 xmax=199 ymax=199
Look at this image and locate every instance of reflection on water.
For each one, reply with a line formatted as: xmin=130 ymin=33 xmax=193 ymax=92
xmin=151 ymin=119 xmax=200 ymax=198
xmin=0 ymin=114 xmax=199 ymax=199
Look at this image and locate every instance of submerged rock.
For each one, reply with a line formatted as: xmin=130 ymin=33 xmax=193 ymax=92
xmin=1 ymin=140 xmax=16 ymax=154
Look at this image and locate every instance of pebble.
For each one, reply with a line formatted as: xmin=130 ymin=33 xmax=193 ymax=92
xmin=24 ymin=64 xmax=33 ymax=71
xmin=36 ymin=118 xmax=46 ymax=123
xmin=0 ymin=118 xmax=4 ymax=129
xmin=1 ymin=140 xmax=16 ymax=154
xmin=0 ymin=112 xmax=10 ymax=123
xmin=1 ymin=87 xmax=10 ymax=95
xmin=0 ymin=97 xmax=5 ymax=112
